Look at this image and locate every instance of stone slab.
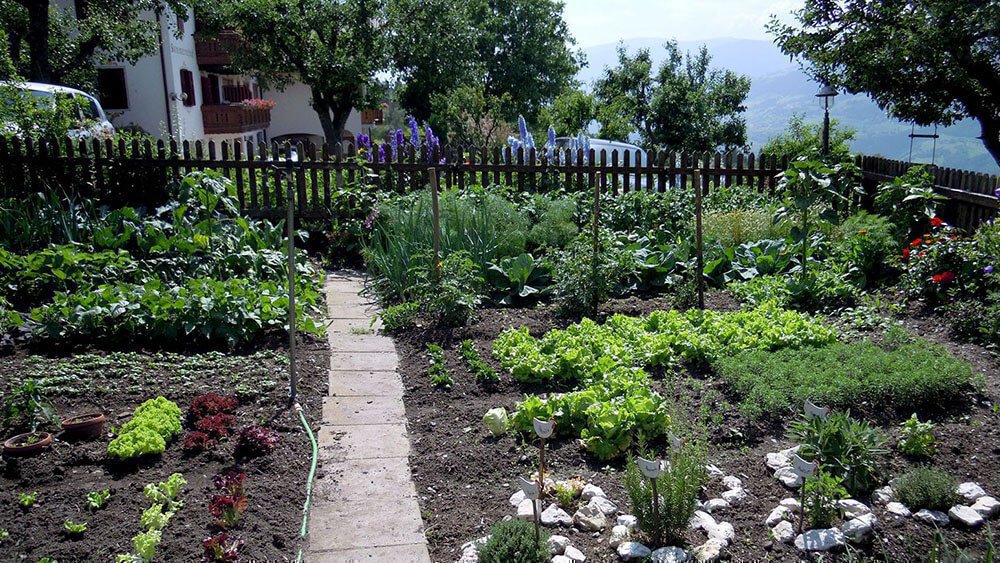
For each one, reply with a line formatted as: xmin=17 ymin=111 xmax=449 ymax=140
xmin=313 ymin=456 xmax=420 ymax=503
xmin=329 ymin=335 xmax=397 ymax=353
xmin=322 ymin=394 xmax=406 ymax=426
xmin=329 ymin=370 xmax=403 ymax=397
xmin=308 ymin=543 xmax=431 ymax=563
xmin=327 ymin=318 xmax=383 ymax=334
xmin=330 ymin=352 xmax=399 ymax=372
xmin=327 ymin=304 xmax=379 ymax=320
xmin=308 ymin=497 xmax=426 ymax=551
xmin=318 ymin=423 xmax=411 ymax=461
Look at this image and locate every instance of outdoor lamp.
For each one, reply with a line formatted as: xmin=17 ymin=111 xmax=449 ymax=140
xmin=816 ymin=83 xmax=838 ymax=155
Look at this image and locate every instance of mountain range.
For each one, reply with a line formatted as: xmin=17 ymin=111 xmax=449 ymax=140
xmin=579 ymin=38 xmax=999 ymax=175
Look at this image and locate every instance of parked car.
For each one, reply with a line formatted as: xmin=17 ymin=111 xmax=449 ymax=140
xmin=555 ymin=137 xmax=654 ymax=189
xmin=0 ymin=81 xmax=115 ymax=139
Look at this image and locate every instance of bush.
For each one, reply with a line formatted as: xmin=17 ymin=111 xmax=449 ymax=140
xmin=787 ymin=411 xmax=887 ymax=495
xmin=873 ymin=165 xmax=944 ymax=237
xmin=602 ymin=189 xmax=693 ymax=238
xmin=378 ymin=301 xmax=419 ymax=332
xmin=898 ymin=414 xmax=937 ymax=458
xmin=831 ymin=211 xmax=900 ymax=288
xmin=701 ymin=209 xmax=789 ymax=248
xmin=410 ymin=251 xmax=483 ymax=327
xmin=527 ymin=196 xmax=578 ymax=248
xmin=715 ymin=337 xmax=975 ymax=421
xmin=553 ymin=229 xmax=633 ymax=317
xmin=623 ymin=446 xmax=707 ymax=543
xmin=947 ymin=295 xmax=1000 ymax=350
xmin=895 ymin=467 xmax=959 ymax=511
xmin=108 ymin=397 xmax=182 ymax=459
xmin=477 ymin=519 xmax=550 ymax=563
xmin=804 ymin=470 xmax=848 ymax=528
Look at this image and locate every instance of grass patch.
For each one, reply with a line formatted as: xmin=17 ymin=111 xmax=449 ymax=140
xmin=714 ymin=336 xmax=975 ymax=420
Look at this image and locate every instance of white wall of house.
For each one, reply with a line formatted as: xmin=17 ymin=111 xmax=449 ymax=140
xmin=266 ymin=81 xmax=362 ymax=144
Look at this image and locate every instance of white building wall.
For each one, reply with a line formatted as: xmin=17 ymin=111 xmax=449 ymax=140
xmin=266 ymin=81 xmax=362 ymax=144
xmin=160 ymin=7 xmax=204 ymax=140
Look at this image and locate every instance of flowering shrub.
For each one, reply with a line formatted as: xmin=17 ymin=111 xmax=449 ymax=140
xmin=236 ymin=426 xmax=281 ymax=456
xmin=209 ymin=472 xmax=247 ymax=528
xmin=238 ymin=98 xmax=275 ymax=110
xmin=189 ymin=394 xmax=238 ymax=421
xmin=900 ymin=220 xmax=987 ymax=301
xmin=203 ymin=532 xmax=243 ymax=562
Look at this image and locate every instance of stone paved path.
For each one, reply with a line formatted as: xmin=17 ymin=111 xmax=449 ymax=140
xmin=306 ymin=271 xmax=430 ymax=563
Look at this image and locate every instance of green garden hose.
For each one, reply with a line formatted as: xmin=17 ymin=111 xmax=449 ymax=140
xmin=294 ymin=403 xmax=319 ymax=563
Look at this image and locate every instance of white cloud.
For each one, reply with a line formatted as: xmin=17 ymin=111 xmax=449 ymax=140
xmin=563 ymin=0 xmax=801 ymax=47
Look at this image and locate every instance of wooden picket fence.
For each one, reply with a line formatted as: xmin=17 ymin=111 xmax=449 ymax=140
xmin=1 ymin=136 xmax=997 ymax=230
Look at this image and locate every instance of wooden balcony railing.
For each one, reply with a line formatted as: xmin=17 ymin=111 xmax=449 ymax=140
xmin=201 ymin=105 xmax=271 ymax=135
xmin=195 ymin=31 xmax=244 ymax=67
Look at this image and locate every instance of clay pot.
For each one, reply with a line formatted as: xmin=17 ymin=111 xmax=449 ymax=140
xmin=61 ymin=412 xmax=107 ymax=441
xmin=3 ymin=431 xmax=53 ymax=457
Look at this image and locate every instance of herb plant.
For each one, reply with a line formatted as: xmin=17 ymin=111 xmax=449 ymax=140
xmin=459 ymin=339 xmax=498 ymax=383
xmin=477 ymin=519 xmax=550 ymax=563
xmin=63 ymin=520 xmax=87 ymax=535
xmin=803 ymin=470 xmax=848 ymax=528
xmin=3 ymin=379 xmax=57 ymax=432
xmin=18 ymin=491 xmax=38 ymax=508
xmin=787 ymin=411 xmax=887 ymax=495
xmin=378 ymin=301 xmax=419 ymax=332
xmin=623 ymin=445 xmax=707 ymax=544
xmin=895 ymin=467 xmax=959 ymax=511
xmin=898 ymin=414 xmax=937 ymax=458
xmin=427 ymin=344 xmax=453 ymax=388
xmin=85 ymin=489 xmax=111 ymax=511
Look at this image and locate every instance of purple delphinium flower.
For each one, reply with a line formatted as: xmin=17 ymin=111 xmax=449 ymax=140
xmin=986 ymin=266 xmax=995 ymax=274
xmin=425 ymin=125 xmax=438 ymax=161
xmin=518 ymin=115 xmax=528 ymax=143
xmin=524 ymin=132 xmax=535 ymax=151
xmin=408 ymin=118 xmax=420 ymax=151
xmin=546 ymin=126 xmax=556 ymax=161
xmin=377 ymin=143 xmax=386 ymax=163
xmin=363 ymin=207 xmax=380 ymax=229
xmin=392 ymin=129 xmax=404 ymax=160
xmin=995 ymin=188 xmax=1000 ymax=198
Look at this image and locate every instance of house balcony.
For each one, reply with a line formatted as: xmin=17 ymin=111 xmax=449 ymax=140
xmin=195 ymin=31 xmax=244 ymax=68
xmin=201 ymin=104 xmax=271 ymax=135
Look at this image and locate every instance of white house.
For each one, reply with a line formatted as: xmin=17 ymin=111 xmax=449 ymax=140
xmin=76 ymin=3 xmax=362 ymax=146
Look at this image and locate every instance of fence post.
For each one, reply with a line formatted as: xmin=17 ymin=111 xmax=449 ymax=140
xmin=429 ymin=167 xmax=441 ymax=280
xmin=694 ymin=169 xmax=705 ymax=310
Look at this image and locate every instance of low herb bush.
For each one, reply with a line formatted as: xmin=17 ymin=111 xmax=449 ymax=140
xmin=378 ymin=301 xmax=419 ymax=332
xmin=895 ymin=467 xmax=959 ymax=511
xmin=898 ymin=414 xmax=937 ymax=458
xmin=715 ymin=337 xmax=975 ymax=421
xmin=947 ymin=294 xmax=1000 ymax=350
xmin=788 ymin=411 xmax=887 ymax=495
xmin=803 ymin=470 xmax=848 ymax=528
xmin=477 ymin=519 xmax=550 ymax=563
xmin=108 ymin=397 xmax=183 ymax=460
xmin=623 ymin=445 xmax=707 ymax=543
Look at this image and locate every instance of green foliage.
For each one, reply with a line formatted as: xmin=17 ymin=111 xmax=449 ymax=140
xmin=478 ymin=519 xmax=550 ymax=563
xmin=0 ymin=82 xmax=94 ymax=139
xmin=108 ymin=397 xmax=182 ymax=460
xmin=895 ymin=467 xmax=959 ymax=511
xmin=459 ymin=340 xmax=498 ymax=383
xmin=553 ymin=482 xmax=579 ymax=509
xmin=539 ymin=88 xmax=596 ymax=137
xmin=717 ymin=337 xmax=973 ymax=421
xmin=429 ymin=83 xmax=513 ymax=147
xmin=410 ymin=251 xmax=483 ymax=327
xmin=3 ymin=378 xmax=56 ymax=432
xmin=18 ymin=491 xmax=37 ymax=508
xmin=140 ymin=504 xmax=172 ymax=532
xmin=623 ymin=446 xmax=707 ymax=543
xmin=803 ymin=471 xmax=848 ymax=529
xmin=527 ymin=196 xmax=578 ymax=248
xmin=85 ymin=489 xmax=111 ymax=511
xmin=701 ymin=209 xmax=790 ymax=248
xmin=553 ymin=229 xmax=633 ymax=318
xmin=900 ymin=224 xmax=993 ymax=302
xmin=601 ymin=183 xmax=694 ymax=237
xmin=0 ymin=528 xmax=8 ymax=543
xmin=830 ymin=211 xmax=900 ymax=288
xmin=948 ymin=294 xmax=1000 ymax=351
xmin=874 ymin=165 xmax=946 ymax=237
xmin=486 ymin=253 xmax=552 ymax=305
xmin=761 ymin=113 xmax=856 ymax=160
xmin=898 ymin=414 xmax=937 ymax=458
xmin=63 ymin=521 xmax=87 ymax=535
xmin=378 ymin=301 xmax=419 ymax=332
xmin=787 ymin=412 xmax=887 ymax=495
xmin=116 ymin=530 xmax=161 ymax=563
xmin=426 ymin=344 xmax=453 ymax=389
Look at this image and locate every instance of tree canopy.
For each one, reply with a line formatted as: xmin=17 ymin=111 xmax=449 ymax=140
xmin=538 ymin=88 xmax=595 ymax=137
xmin=762 ymin=114 xmax=857 ymax=160
xmin=594 ymin=42 xmax=751 ymax=151
xmin=769 ymin=0 xmax=1000 ymax=166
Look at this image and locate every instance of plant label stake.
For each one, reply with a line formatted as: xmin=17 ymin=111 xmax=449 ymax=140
xmin=281 ymin=155 xmax=298 ymax=405
xmin=533 ymin=418 xmax=555 ymax=495
xmin=517 ymin=476 xmax=542 ymax=545
xmin=694 ymin=168 xmax=705 ymax=310
xmin=804 ymin=400 xmax=830 ymax=420
xmin=791 ymin=453 xmax=817 ymax=533
xmin=638 ymin=456 xmax=665 ymax=545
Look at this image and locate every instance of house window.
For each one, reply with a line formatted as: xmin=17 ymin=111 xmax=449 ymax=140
xmin=179 ymin=69 xmax=196 ymax=106
xmin=176 ymin=14 xmax=185 ymax=34
xmin=96 ymin=68 xmax=128 ymax=110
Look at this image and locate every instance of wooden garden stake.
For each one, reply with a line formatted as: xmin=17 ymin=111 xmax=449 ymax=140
xmin=428 ymin=167 xmax=442 ymax=281
xmin=591 ymin=176 xmax=601 ymax=318
xmin=532 ymin=419 xmax=555 ymax=497
xmin=694 ymin=168 xmax=705 ymax=310
xmin=283 ymin=155 xmax=298 ymax=405
xmin=638 ymin=457 xmax=665 ymax=546
xmin=795 ymin=400 xmax=826 ymax=533
xmin=517 ymin=477 xmax=542 ymax=546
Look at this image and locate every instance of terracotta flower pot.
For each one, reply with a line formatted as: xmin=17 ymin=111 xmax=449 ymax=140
xmin=61 ymin=412 xmax=107 ymax=441
xmin=3 ymin=431 xmax=53 ymax=457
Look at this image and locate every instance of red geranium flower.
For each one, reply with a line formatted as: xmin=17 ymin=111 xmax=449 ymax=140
xmin=930 ymin=216 xmax=944 ymax=228
xmin=902 ymin=248 xmax=911 ymax=260
xmin=932 ymin=271 xmax=956 ymax=284
xmin=910 ymin=238 xmax=923 ymax=247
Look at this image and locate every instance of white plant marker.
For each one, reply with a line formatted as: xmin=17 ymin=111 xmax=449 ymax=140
xmin=638 ymin=456 xmax=666 ymax=544
xmin=804 ymin=400 xmax=830 ymax=420
xmin=533 ymin=418 xmax=555 ymax=438
xmin=668 ymin=432 xmax=682 ymax=453
xmin=532 ymin=418 xmax=555 ymax=509
xmin=518 ymin=476 xmax=542 ymax=544
xmin=791 ymin=453 xmax=819 ymax=533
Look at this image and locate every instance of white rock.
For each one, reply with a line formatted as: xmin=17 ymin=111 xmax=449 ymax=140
xmin=541 ymin=504 xmax=573 ymax=527
xmin=949 ymin=505 xmax=985 ymax=528
xmin=774 ymin=466 xmax=803 ymax=488
xmin=722 ymin=476 xmax=743 ymax=490
xmin=689 ymin=510 xmax=716 ymax=531
xmin=461 ymin=536 xmax=489 ymax=552
xmin=609 ymin=525 xmax=630 ymax=548
xmin=581 ymin=484 xmax=606 ymax=501
xmin=650 ymin=546 xmax=689 ymax=563
xmin=616 ymin=514 xmax=638 ymax=529
xmin=702 ymin=499 xmax=729 ymax=513
xmin=838 ymin=499 xmax=872 ymax=519
xmin=779 ymin=498 xmax=802 ymax=513
xmin=573 ymin=503 xmax=608 ymax=531
xmin=914 ymin=509 xmax=950 ymax=527
xmin=720 ymin=488 xmax=747 ymax=505
xmin=617 ymin=542 xmax=651 ymax=561
xmin=957 ymin=482 xmax=988 ymax=503
xmin=509 ymin=490 xmax=527 ymax=506
xmin=705 ymin=521 xmax=735 ymax=545
xmin=841 ymin=513 xmax=876 ymax=542
xmin=885 ymin=502 xmax=912 ymax=522
xmin=564 ymin=546 xmax=586 ymax=562
xmin=972 ymin=496 xmax=1000 ymax=518
xmin=517 ymin=498 xmax=542 ymax=520
xmin=766 ymin=505 xmax=792 ymax=526
xmin=771 ymin=520 xmax=795 ymax=544
xmin=548 ymin=535 xmax=570 ymax=555
xmin=872 ymin=486 xmax=894 ymax=505
xmin=588 ymin=495 xmax=618 ymax=516
xmin=765 ymin=451 xmax=792 ymax=471
xmin=781 ymin=445 xmax=801 ymax=457
xmin=457 ymin=550 xmax=479 ymax=563
xmin=794 ymin=528 xmax=846 ymax=552
xmin=690 ymin=539 xmax=726 ymax=562
xmin=552 ymin=556 xmax=572 ymax=563
xmin=705 ymin=464 xmax=724 ymax=479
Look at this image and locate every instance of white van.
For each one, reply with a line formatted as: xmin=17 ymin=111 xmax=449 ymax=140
xmin=0 ymin=81 xmax=115 ymax=139
xmin=555 ymin=137 xmax=653 ymax=189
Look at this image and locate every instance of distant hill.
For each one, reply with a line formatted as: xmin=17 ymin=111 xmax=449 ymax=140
xmin=579 ymin=38 xmax=999 ymax=175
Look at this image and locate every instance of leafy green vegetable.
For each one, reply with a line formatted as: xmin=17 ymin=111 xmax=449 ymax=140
xmin=108 ymin=397 xmax=182 ymax=460
xmin=85 ymin=489 xmax=111 ymax=511
xmin=63 ymin=521 xmax=87 ymax=535
xmin=427 ymin=344 xmax=453 ymax=388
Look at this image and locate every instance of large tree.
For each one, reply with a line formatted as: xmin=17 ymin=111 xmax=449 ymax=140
xmin=200 ymin=0 xmax=387 ymax=145
xmin=538 ymin=87 xmax=595 ymax=137
xmin=595 ymin=41 xmax=750 ymax=151
xmin=768 ymin=0 xmax=1000 ymax=166
xmin=1 ymin=0 xmax=189 ymax=87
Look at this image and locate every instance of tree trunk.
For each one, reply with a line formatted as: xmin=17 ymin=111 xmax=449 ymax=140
xmin=310 ymin=86 xmax=355 ymax=149
xmin=23 ymin=0 xmax=51 ymax=82
xmin=980 ymin=117 xmax=1000 ymax=169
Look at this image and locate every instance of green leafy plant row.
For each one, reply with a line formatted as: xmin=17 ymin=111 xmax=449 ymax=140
xmin=108 ymin=397 xmax=182 ymax=460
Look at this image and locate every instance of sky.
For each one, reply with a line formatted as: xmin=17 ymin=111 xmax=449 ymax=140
xmin=562 ymin=0 xmax=801 ymax=47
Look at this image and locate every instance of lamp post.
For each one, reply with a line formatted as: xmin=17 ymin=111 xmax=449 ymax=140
xmin=816 ymin=83 xmax=838 ymax=156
